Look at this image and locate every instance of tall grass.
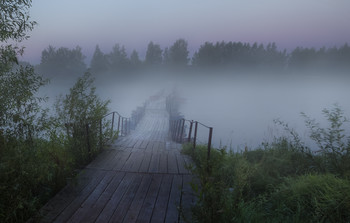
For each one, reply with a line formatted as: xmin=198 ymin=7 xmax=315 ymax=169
xmin=183 ymin=105 xmax=350 ymax=222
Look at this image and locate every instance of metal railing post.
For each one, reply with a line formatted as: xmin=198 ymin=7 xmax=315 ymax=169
xmin=208 ymin=127 xmax=213 ymax=161
xmin=193 ymin=121 xmax=198 ymax=149
xmin=121 ymin=117 xmax=124 ymax=136
xmin=177 ymin=120 xmax=182 ymax=142
xmin=111 ymin=112 xmax=115 ymax=134
xmin=117 ymin=115 xmax=121 ymax=135
xmin=207 ymin=127 xmax=213 ymax=173
xmin=127 ymin=118 xmax=129 ymax=134
xmin=180 ymin=119 xmax=185 ymax=143
xmin=188 ymin=120 xmax=193 ymax=143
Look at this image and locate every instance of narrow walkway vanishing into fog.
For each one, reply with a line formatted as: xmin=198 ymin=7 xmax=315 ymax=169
xmin=39 ymin=96 xmax=195 ymax=223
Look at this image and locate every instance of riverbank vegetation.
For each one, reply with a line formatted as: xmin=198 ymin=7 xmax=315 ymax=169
xmin=0 ymin=70 xmax=111 ymax=222
xmin=1 ymin=1 xmax=112 ymax=221
xmin=182 ymin=105 xmax=350 ymax=222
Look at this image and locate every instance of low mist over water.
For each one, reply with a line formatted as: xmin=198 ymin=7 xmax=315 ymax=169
xmin=39 ymin=69 xmax=350 ymax=151
xmin=177 ymin=71 xmax=350 ymax=150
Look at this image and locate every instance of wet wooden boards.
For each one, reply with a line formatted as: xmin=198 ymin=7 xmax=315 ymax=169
xmin=39 ymin=96 xmax=195 ymax=223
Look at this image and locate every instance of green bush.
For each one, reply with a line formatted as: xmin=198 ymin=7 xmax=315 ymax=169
xmin=183 ymin=108 xmax=350 ymax=223
xmin=0 ymin=71 xmax=111 ymax=222
xmin=55 ymin=72 xmax=110 ymax=167
xmin=302 ymin=105 xmax=350 ymax=177
xmin=237 ymin=174 xmax=350 ymax=223
xmin=0 ymin=2 xmax=112 ymax=221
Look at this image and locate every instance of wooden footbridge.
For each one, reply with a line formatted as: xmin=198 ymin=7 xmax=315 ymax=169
xmin=39 ymin=94 xmax=202 ymax=223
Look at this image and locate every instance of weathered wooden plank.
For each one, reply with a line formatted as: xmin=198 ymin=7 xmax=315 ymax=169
xmin=129 ymin=152 xmax=145 ymax=172
xmin=52 ymin=169 xmax=107 ymax=223
xmin=116 ymin=137 xmax=132 ymax=147
xmin=136 ymin=174 xmax=162 ymax=223
xmin=126 ymin=138 xmax=139 ymax=148
xmin=122 ymin=174 xmax=152 ymax=223
xmin=167 ymin=152 xmax=179 ymax=174
xmin=150 ymin=175 xmax=173 ymax=222
xmin=80 ymin=171 xmax=126 ymax=223
xmin=102 ymin=150 xmax=123 ymax=170
xmin=158 ymin=141 xmax=166 ymax=151
xmin=138 ymin=152 xmax=152 ymax=173
xmin=140 ymin=140 xmax=149 ymax=149
xmin=66 ymin=170 xmax=115 ymax=222
xmin=122 ymin=152 xmax=145 ymax=172
xmin=176 ymin=154 xmax=188 ymax=174
xmin=39 ymin=169 xmax=98 ymax=223
xmin=180 ymin=175 xmax=195 ymax=223
xmin=133 ymin=139 xmax=143 ymax=149
xmin=165 ymin=175 xmax=182 ymax=223
xmin=151 ymin=141 xmax=160 ymax=153
xmin=122 ymin=152 xmax=138 ymax=172
xmin=159 ymin=152 xmax=168 ymax=173
xmin=148 ymin=153 xmax=160 ymax=173
xmin=112 ymin=150 xmax=132 ymax=171
xmin=145 ymin=141 xmax=154 ymax=151
xmin=109 ymin=173 xmax=143 ymax=223
xmin=95 ymin=172 xmax=137 ymax=223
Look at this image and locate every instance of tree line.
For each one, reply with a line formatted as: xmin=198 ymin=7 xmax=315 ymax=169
xmin=36 ymin=39 xmax=350 ymax=77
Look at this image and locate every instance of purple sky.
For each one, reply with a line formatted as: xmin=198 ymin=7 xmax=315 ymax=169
xmin=18 ymin=0 xmax=350 ymax=65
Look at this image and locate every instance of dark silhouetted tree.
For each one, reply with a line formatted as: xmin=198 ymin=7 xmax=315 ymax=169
xmin=130 ymin=50 xmax=141 ymax=67
xmin=90 ymin=45 xmax=109 ymax=74
xmin=163 ymin=47 xmax=170 ymax=65
xmin=108 ymin=44 xmax=129 ymax=71
xmin=38 ymin=45 xmax=87 ymax=77
xmin=145 ymin=41 xmax=162 ymax=66
xmin=192 ymin=41 xmax=287 ymax=69
xmin=265 ymin=42 xmax=287 ymax=68
xmin=337 ymin=43 xmax=350 ymax=68
xmin=167 ymin=39 xmax=189 ymax=66
xmin=192 ymin=42 xmax=218 ymax=66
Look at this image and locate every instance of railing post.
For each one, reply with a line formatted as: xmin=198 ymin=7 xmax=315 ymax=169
xmin=193 ymin=121 xmax=198 ymax=149
xmin=207 ymin=127 xmax=213 ymax=173
xmin=180 ymin=119 xmax=185 ymax=143
xmin=126 ymin=118 xmax=129 ymax=135
xmin=121 ymin=117 xmax=124 ymax=136
xmin=117 ymin=115 xmax=121 ymax=136
xmin=170 ymin=120 xmax=175 ymax=140
xmin=207 ymin=127 xmax=213 ymax=161
xmin=188 ymin=120 xmax=193 ymax=143
xmin=174 ymin=120 xmax=178 ymax=142
xmin=111 ymin=112 xmax=115 ymax=135
xmin=177 ymin=120 xmax=182 ymax=142
xmin=174 ymin=120 xmax=179 ymax=141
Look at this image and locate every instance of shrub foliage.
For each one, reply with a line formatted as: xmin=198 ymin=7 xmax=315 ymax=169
xmin=183 ymin=105 xmax=350 ymax=223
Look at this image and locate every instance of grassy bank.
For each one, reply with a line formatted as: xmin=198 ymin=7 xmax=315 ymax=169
xmin=182 ymin=106 xmax=350 ymax=223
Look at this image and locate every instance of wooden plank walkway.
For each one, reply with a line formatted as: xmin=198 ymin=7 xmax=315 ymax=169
xmin=39 ymin=96 xmax=195 ymax=223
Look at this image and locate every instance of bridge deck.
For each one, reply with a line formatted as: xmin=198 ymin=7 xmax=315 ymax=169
xmin=39 ymin=97 xmax=194 ymax=223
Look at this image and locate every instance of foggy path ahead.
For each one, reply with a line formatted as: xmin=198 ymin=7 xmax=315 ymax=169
xmin=39 ymin=96 xmax=195 ymax=223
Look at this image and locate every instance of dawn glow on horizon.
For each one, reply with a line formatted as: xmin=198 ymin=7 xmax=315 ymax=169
xmin=19 ymin=0 xmax=350 ymax=64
